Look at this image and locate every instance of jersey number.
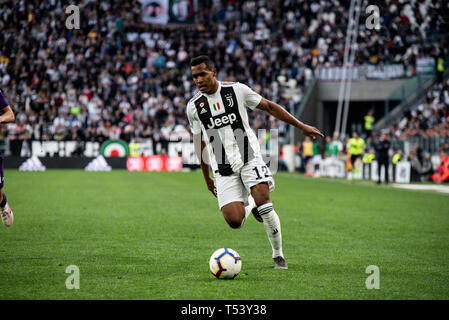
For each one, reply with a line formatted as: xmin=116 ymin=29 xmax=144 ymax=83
xmin=252 ymin=165 xmax=271 ymax=180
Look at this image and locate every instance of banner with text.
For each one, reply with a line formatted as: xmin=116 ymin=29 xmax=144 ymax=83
xmin=127 ymin=155 xmax=183 ymax=172
xmin=318 ymin=64 xmax=406 ymax=81
xmin=141 ymin=0 xmax=195 ymax=25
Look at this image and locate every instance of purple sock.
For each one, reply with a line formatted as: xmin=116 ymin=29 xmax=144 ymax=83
xmin=0 ymin=193 xmax=7 ymax=209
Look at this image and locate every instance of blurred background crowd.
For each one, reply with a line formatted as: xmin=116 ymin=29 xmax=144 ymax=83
xmin=0 ymin=0 xmax=448 ymax=179
xmin=386 ymin=79 xmax=449 ymax=140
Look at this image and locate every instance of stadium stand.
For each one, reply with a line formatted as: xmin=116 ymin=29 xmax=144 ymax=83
xmin=387 ymin=79 xmax=449 ymax=141
xmin=0 ymin=0 xmax=447 ymax=165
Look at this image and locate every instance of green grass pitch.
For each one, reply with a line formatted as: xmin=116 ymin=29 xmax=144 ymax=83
xmin=1 ymin=169 xmax=448 ymax=299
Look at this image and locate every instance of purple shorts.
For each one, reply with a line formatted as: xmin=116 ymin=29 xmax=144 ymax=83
xmin=0 ymin=154 xmax=3 ymax=189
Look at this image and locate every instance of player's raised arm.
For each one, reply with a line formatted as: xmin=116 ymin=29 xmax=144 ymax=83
xmin=0 ymin=106 xmax=15 ymax=124
xmin=256 ymin=98 xmax=324 ymax=140
xmin=0 ymin=88 xmax=14 ymax=125
xmin=193 ymin=132 xmax=217 ymax=197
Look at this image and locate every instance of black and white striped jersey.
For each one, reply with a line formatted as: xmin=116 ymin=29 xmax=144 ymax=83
xmin=186 ymin=81 xmax=263 ymax=176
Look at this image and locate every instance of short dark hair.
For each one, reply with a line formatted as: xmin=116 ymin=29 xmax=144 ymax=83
xmin=190 ymin=55 xmax=215 ymax=70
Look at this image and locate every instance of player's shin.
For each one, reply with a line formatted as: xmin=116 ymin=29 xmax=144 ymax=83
xmin=241 ymin=195 xmax=256 ymax=227
xmin=258 ymin=203 xmax=284 ymax=258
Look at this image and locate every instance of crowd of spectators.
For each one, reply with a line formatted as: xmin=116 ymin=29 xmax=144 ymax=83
xmin=386 ymin=78 xmax=449 ymax=140
xmin=0 ymin=0 xmax=447 ymax=156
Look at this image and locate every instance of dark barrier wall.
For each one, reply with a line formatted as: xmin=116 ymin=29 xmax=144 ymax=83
xmin=4 ymin=156 xmax=200 ymax=170
xmin=4 ymin=157 xmax=127 ymax=169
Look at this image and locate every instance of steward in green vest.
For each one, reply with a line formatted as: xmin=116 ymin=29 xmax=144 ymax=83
xmin=437 ymin=54 xmax=445 ymax=83
xmin=437 ymin=57 xmax=445 ymax=73
xmin=362 ymin=149 xmax=375 ymax=180
xmin=364 ymin=111 xmax=375 ymax=138
xmin=392 ymin=149 xmax=403 ymax=182
xmin=363 ymin=152 xmax=375 ymax=163
xmin=392 ymin=152 xmax=402 ymax=165
xmin=129 ymin=141 xmax=140 ymax=157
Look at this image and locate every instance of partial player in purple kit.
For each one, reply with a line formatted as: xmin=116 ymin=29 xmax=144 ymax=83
xmin=0 ymin=88 xmax=15 ymax=227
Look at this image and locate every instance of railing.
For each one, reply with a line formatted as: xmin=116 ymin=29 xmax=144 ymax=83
xmin=295 ymin=74 xmax=318 ymax=119
xmin=289 ymin=74 xmax=318 ymax=144
xmin=376 ymin=54 xmax=449 ymax=131
xmin=380 ymin=73 xmax=436 ymax=128
xmin=386 ymin=136 xmax=449 ymax=155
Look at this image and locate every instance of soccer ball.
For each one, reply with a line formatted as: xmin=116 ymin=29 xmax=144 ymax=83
xmin=209 ymin=248 xmax=242 ymax=279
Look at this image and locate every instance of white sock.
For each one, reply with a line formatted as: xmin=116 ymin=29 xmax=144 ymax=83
xmin=258 ymin=203 xmax=284 ymax=258
xmin=241 ymin=195 xmax=256 ymax=227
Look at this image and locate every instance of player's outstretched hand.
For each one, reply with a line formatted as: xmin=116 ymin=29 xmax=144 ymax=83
xmin=300 ymin=124 xmax=324 ymax=140
xmin=206 ymin=178 xmax=217 ymax=197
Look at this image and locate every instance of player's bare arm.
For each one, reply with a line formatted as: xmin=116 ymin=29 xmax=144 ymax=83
xmin=0 ymin=106 xmax=15 ymax=124
xmin=256 ymin=98 xmax=324 ymax=140
xmin=193 ymin=132 xmax=216 ymax=197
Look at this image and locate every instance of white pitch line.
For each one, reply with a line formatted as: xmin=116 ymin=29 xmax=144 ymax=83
xmin=392 ymin=184 xmax=449 ymax=194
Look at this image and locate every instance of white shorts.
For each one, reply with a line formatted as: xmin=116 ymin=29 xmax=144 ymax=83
xmin=214 ymin=158 xmax=275 ymax=209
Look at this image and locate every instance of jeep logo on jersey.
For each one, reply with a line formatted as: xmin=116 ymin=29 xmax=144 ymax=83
xmin=207 ymin=113 xmax=237 ymax=129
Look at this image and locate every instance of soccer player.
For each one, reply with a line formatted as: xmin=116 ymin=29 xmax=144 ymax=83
xmin=0 ymin=89 xmax=15 ymax=227
xmin=186 ymin=56 xmax=323 ymax=269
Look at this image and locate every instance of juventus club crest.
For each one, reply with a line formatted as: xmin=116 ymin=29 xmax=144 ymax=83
xmin=225 ymin=94 xmax=234 ymax=108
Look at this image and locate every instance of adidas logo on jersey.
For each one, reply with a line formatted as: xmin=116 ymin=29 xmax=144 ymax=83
xmin=207 ymin=113 xmax=237 ymax=129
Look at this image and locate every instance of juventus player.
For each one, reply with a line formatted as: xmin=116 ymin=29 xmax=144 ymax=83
xmin=187 ymin=56 xmax=323 ymax=269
